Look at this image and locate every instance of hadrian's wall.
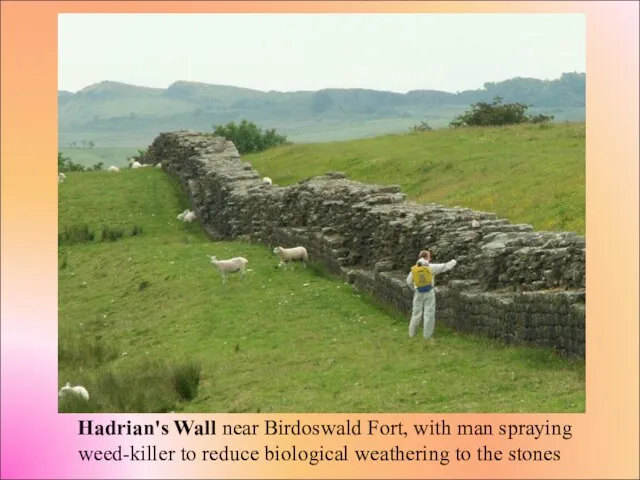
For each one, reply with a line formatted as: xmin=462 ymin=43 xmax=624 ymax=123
xmin=143 ymin=131 xmax=586 ymax=358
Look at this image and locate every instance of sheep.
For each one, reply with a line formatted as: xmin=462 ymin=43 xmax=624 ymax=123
xmin=107 ymin=165 xmax=119 ymax=172
xmin=128 ymin=158 xmax=142 ymax=169
xmin=273 ymin=246 xmax=309 ymax=269
xmin=176 ymin=209 xmax=189 ymax=220
xmin=58 ymin=172 xmax=65 ymax=183
xmin=58 ymin=382 xmax=89 ymax=401
xmin=183 ymin=211 xmax=197 ymax=223
xmin=262 ymin=177 xmax=273 ymax=185
xmin=155 ymin=163 xmax=162 ymax=169
xmin=209 ymin=256 xmax=249 ymax=284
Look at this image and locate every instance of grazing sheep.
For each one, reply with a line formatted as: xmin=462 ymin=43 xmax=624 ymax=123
xmin=58 ymin=172 xmax=66 ymax=183
xmin=262 ymin=177 xmax=273 ymax=185
xmin=176 ymin=209 xmax=189 ymax=220
xmin=183 ymin=211 xmax=197 ymax=223
xmin=128 ymin=158 xmax=142 ymax=169
xmin=209 ymin=256 xmax=249 ymax=284
xmin=273 ymin=246 xmax=309 ymax=269
xmin=155 ymin=163 xmax=162 ymax=169
xmin=58 ymin=382 xmax=89 ymax=401
xmin=107 ymin=165 xmax=119 ymax=172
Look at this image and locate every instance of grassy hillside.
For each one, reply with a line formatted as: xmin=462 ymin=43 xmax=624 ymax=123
xmin=58 ymin=73 xmax=586 ymax=147
xmin=58 ymin=169 xmax=585 ymax=413
xmin=245 ymin=122 xmax=585 ymax=235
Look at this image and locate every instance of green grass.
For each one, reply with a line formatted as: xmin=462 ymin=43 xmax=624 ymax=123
xmin=245 ymin=122 xmax=585 ymax=234
xmin=58 ymin=166 xmax=585 ymax=413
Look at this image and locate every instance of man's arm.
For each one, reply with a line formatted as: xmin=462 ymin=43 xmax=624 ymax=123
xmin=429 ymin=259 xmax=457 ymax=276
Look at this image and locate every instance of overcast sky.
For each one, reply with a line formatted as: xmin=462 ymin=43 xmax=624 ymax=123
xmin=58 ymin=13 xmax=585 ymax=93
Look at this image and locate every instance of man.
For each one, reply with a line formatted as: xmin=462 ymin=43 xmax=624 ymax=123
xmin=406 ymin=250 xmax=457 ymax=341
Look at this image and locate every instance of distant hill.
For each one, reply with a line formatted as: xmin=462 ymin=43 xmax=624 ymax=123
xmin=58 ymin=72 xmax=585 ymax=148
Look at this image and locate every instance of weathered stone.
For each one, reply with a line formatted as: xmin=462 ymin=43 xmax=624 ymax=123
xmin=374 ymin=260 xmax=395 ymax=272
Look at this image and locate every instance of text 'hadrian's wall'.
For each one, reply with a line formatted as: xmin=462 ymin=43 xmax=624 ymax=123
xmin=143 ymin=131 xmax=586 ymax=358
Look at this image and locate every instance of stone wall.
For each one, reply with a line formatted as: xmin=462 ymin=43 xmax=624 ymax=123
xmin=143 ymin=131 xmax=586 ymax=358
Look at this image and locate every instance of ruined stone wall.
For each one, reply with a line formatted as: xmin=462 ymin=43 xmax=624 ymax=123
xmin=144 ymin=131 xmax=586 ymax=358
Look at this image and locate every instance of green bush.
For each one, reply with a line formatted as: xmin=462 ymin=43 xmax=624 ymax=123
xmin=212 ymin=119 xmax=290 ymax=155
xmin=449 ymin=96 xmax=554 ymax=128
xmin=410 ymin=120 xmax=433 ymax=132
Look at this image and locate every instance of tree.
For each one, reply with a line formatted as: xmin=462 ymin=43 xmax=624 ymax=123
xmin=212 ymin=119 xmax=289 ymax=155
xmin=449 ymin=96 xmax=554 ymax=128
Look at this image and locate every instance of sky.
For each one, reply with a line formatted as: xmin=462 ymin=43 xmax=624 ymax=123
xmin=58 ymin=13 xmax=586 ymax=94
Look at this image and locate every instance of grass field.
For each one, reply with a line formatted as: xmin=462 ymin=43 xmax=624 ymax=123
xmin=245 ymin=122 xmax=585 ymax=235
xmin=58 ymin=165 xmax=585 ymax=414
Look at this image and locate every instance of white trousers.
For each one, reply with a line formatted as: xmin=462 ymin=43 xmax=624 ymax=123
xmin=409 ymin=289 xmax=436 ymax=339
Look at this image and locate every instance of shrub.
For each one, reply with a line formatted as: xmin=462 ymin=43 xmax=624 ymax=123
xmin=449 ymin=96 xmax=554 ymax=128
xmin=410 ymin=120 xmax=433 ymax=132
xmin=212 ymin=119 xmax=290 ymax=155
xmin=129 ymin=148 xmax=148 ymax=164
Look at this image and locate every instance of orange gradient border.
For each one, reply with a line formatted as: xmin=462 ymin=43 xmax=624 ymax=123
xmin=2 ymin=2 xmax=639 ymax=479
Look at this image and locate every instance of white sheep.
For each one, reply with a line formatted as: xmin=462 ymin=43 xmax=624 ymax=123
xmin=107 ymin=165 xmax=119 ymax=172
xmin=58 ymin=172 xmax=66 ymax=183
xmin=262 ymin=177 xmax=273 ymax=185
xmin=183 ymin=211 xmax=197 ymax=223
xmin=273 ymin=246 xmax=309 ymax=269
xmin=58 ymin=382 xmax=89 ymax=401
xmin=128 ymin=158 xmax=142 ymax=169
xmin=155 ymin=163 xmax=162 ymax=169
xmin=176 ymin=209 xmax=189 ymax=220
xmin=209 ymin=256 xmax=249 ymax=284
